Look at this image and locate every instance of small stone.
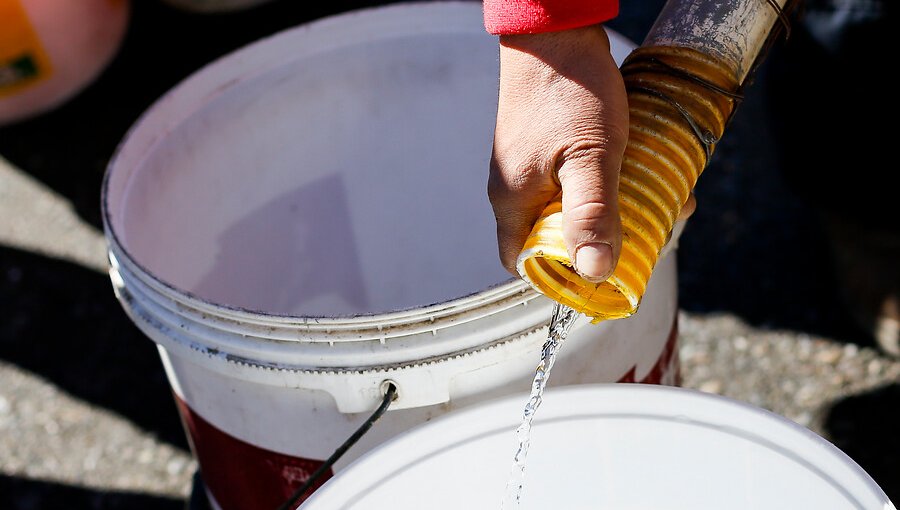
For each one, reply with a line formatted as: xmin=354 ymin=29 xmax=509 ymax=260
xmin=780 ymin=380 xmax=797 ymax=394
xmin=793 ymin=411 xmax=813 ymax=427
xmin=733 ymin=336 xmax=749 ymax=351
xmin=795 ymin=384 xmax=817 ymax=403
xmin=867 ymin=359 xmax=883 ymax=376
xmin=815 ymin=349 xmax=841 ymax=365
xmin=699 ymin=380 xmax=723 ymax=394
xmin=137 ymin=448 xmax=154 ymax=464
xmin=690 ymin=352 xmax=711 ymax=364
xmin=751 ymin=341 xmax=769 ymax=357
xmin=167 ymin=458 xmax=186 ymax=476
xmin=83 ymin=450 xmax=101 ymax=471
xmin=42 ymin=420 xmax=59 ymax=435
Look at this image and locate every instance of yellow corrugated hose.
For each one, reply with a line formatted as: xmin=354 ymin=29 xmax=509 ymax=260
xmin=517 ymin=47 xmax=740 ymax=322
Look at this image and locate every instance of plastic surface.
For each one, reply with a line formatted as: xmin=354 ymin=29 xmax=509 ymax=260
xmin=303 ymin=385 xmax=895 ymax=510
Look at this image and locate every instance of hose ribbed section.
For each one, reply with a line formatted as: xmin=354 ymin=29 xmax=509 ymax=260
xmin=516 ymin=47 xmax=740 ymax=321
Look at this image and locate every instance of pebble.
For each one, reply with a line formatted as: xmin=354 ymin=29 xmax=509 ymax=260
xmin=698 ymin=379 xmax=724 ymax=394
xmin=815 ymin=348 xmax=842 ymax=365
xmin=867 ymin=359 xmax=883 ymax=376
xmin=167 ymin=458 xmax=187 ymax=476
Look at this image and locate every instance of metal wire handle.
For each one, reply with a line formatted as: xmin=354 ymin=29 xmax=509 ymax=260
xmin=275 ymin=382 xmax=398 ymax=510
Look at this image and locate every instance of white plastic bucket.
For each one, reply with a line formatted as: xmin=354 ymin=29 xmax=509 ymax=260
xmin=103 ymin=3 xmax=681 ymax=509
xmin=303 ymin=385 xmax=895 ymax=510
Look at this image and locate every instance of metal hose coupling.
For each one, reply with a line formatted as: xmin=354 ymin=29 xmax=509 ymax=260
xmin=516 ymin=47 xmax=740 ymax=322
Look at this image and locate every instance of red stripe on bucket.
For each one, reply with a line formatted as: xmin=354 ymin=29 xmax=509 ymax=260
xmin=617 ymin=315 xmax=680 ymax=385
xmin=174 ymin=397 xmax=329 ymax=510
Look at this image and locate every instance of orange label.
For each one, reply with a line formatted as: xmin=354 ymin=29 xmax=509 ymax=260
xmin=0 ymin=0 xmax=53 ymax=97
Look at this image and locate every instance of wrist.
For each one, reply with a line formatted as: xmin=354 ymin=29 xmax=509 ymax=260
xmin=499 ymin=25 xmax=614 ymax=80
xmin=500 ymin=25 xmax=611 ymax=61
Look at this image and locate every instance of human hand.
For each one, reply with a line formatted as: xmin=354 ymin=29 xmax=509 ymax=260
xmin=488 ymin=25 xmax=694 ymax=282
xmin=488 ymin=25 xmax=628 ymax=282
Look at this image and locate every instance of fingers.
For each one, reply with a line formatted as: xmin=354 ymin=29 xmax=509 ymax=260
xmin=557 ymin=146 xmax=623 ymax=282
xmin=488 ymin=156 xmax=558 ymax=276
xmin=678 ymin=193 xmax=697 ymax=221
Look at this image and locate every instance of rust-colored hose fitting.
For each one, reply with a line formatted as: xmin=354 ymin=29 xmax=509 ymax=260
xmin=516 ymin=47 xmax=740 ymax=321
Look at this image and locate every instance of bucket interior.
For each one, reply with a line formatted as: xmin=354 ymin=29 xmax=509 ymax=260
xmin=105 ymin=6 xmax=634 ymax=317
xmin=107 ymin=10 xmax=511 ymax=316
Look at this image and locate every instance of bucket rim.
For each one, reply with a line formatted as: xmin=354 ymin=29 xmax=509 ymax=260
xmin=108 ymin=237 xmax=533 ymax=326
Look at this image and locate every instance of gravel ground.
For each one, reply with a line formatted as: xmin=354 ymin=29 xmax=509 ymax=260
xmin=678 ymin=313 xmax=900 ymax=498
xmin=0 ymin=360 xmax=195 ymax=497
xmin=1 ymin=1 xmax=898 ymax=508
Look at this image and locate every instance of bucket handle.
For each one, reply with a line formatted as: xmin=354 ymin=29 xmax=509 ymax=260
xmin=275 ymin=381 xmax=399 ymax=510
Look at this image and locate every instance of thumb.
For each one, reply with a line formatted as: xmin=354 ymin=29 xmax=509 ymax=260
xmin=557 ymin=147 xmax=622 ymax=283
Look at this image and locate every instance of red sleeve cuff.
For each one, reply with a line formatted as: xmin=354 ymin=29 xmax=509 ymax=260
xmin=483 ymin=0 xmax=619 ymax=35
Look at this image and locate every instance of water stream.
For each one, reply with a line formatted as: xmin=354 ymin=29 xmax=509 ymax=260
xmin=500 ymin=303 xmax=582 ymax=509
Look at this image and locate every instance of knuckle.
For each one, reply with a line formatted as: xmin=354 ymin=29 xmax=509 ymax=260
xmin=559 ymin=136 xmax=622 ymax=164
xmin=566 ymin=201 xmax=614 ymax=224
xmin=562 ymin=201 xmax=621 ymax=247
xmin=488 ymin=153 xmax=551 ymax=202
xmin=560 ymin=145 xmax=606 ymax=166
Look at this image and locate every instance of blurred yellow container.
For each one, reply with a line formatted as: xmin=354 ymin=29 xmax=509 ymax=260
xmin=517 ymin=47 xmax=740 ymax=322
xmin=0 ymin=0 xmax=129 ymax=125
xmin=0 ymin=0 xmax=53 ymax=98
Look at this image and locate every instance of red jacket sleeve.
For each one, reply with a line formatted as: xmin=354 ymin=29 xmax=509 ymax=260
xmin=483 ymin=0 xmax=619 ymax=35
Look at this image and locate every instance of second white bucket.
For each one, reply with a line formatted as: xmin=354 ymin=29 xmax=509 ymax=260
xmin=303 ymin=385 xmax=895 ymax=510
xmin=103 ymin=3 xmax=680 ymax=510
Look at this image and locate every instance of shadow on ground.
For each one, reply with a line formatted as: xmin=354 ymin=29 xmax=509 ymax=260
xmin=674 ymin=73 xmax=870 ymax=343
xmin=610 ymin=5 xmax=874 ymax=344
xmin=0 ymin=475 xmax=183 ymax=510
xmin=825 ymin=383 xmax=900 ymax=502
xmin=0 ymin=246 xmax=186 ymax=448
